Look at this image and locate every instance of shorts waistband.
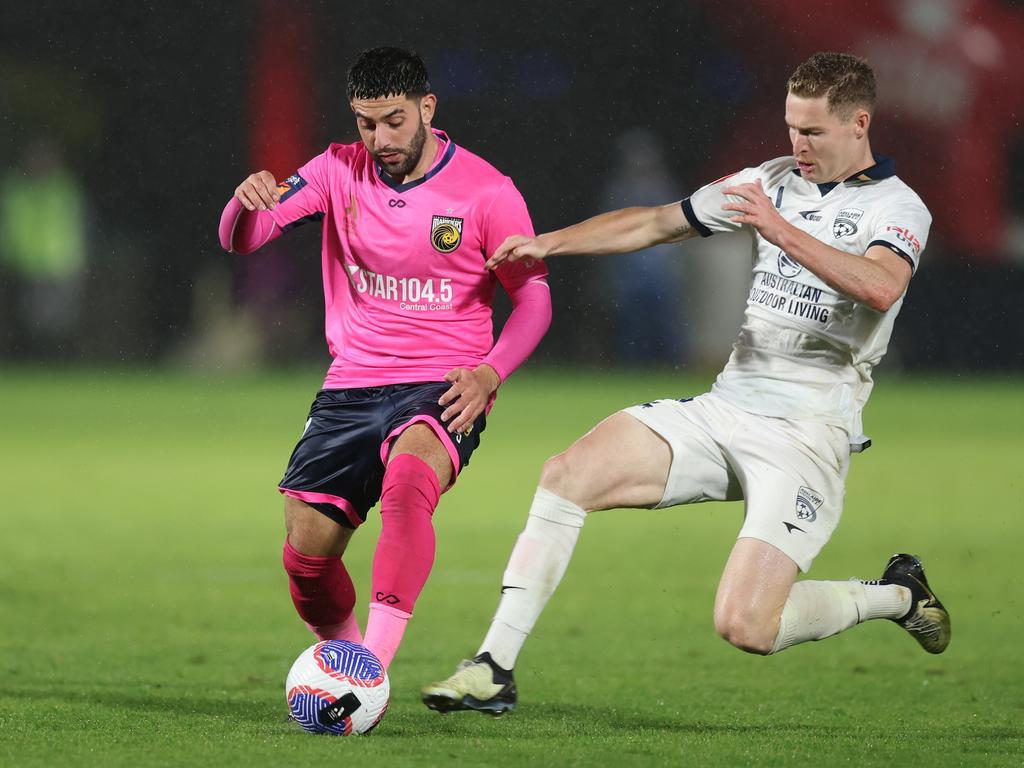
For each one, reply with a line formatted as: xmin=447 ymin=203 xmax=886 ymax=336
xmin=317 ymin=382 xmax=440 ymax=401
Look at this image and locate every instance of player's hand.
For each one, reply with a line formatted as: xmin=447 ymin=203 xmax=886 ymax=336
xmin=485 ymin=235 xmax=547 ymax=270
xmin=438 ymin=364 xmax=500 ymax=434
xmin=721 ymin=178 xmax=791 ymax=247
xmin=235 ymin=170 xmax=280 ymax=212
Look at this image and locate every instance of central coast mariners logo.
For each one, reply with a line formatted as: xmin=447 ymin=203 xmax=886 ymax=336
xmin=833 ymin=207 xmax=864 ymax=238
xmin=431 ymin=214 xmax=464 ymax=253
xmin=795 ymin=486 xmax=825 ymax=522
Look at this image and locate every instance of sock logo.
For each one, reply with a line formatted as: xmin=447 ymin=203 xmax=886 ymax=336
xmin=374 ymin=592 xmax=400 ymax=605
xmin=500 ymin=585 xmax=526 ymax=594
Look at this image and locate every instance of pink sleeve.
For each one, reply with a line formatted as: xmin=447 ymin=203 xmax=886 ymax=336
xmin=218 ymin=197 xmax=281 ymax=254
xmin=265 ymin=149 xmax=331 ymax=232
xmin=481 ymin=178 xmax=548 ymax=289
xmin=218 ymin=149 xmax=333 ymax=254
xmin=480 ymin=179 xmax=552 ymax=381
xmin=482 ymin=278 xmax=552 ymax=382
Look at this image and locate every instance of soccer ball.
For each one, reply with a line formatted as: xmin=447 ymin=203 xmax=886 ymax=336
xmin=285 ymin=640 xmax=390 ymax=735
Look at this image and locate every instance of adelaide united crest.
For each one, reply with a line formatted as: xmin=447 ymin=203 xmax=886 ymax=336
xmin=832 ymin=208 xmax=864 ymax=239
xmin=795 ymin=486 xmax=825 ymax=522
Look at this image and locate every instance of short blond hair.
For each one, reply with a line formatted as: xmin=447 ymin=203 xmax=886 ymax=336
xmin=787 ymin=52 xmax=876 ymax=120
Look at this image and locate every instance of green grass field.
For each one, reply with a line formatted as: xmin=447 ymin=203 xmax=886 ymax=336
xmin=1 ymin=367 xmax=1022 ymax=767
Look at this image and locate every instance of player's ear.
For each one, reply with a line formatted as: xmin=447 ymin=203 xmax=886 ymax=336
xmin=853 ymin=109 xmax=870 ymax=139
xmin=418 ymin=93 xmax=437 ymax=126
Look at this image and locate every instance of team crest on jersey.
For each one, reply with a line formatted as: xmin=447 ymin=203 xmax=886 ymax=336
xmin=431 ymin=215 xmax=464 ymax=253
xmin=275 ymin=174 xmax=307 ymax=203
xmin=778 ymin=250 xmax=803 ymax=278
xmin=795 ymin=486 xmax=825 ymax=522
xmin=832 ymin=208 xmax=864 ymax=238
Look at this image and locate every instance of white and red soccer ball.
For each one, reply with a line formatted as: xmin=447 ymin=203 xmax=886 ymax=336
xmin=286 ymin=640 xmax=390 ymax=735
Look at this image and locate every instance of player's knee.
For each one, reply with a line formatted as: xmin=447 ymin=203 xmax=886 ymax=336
xmin=538 ymin=449 xmax=591 ymax=509
xmin=284 ymin=496 xmax=350 ymax=557
xmin=714 ymin=604 xmax=776 ymax=656
xmin=538 ymin=452 xmax=569 ymax=492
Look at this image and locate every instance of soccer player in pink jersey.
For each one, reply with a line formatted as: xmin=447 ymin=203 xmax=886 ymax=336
xmin=218 ymin=47 xmax=551 ymax=670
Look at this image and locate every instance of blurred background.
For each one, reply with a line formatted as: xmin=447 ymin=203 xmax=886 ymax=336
xmin=4 ymin=5 xmax=1024 ymax=761
xmin=3 ymin=0 xmax=1024 ymax=374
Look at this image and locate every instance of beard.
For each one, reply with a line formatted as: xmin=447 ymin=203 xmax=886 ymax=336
xmin=376 ymin=118 xmax=428 ymax=178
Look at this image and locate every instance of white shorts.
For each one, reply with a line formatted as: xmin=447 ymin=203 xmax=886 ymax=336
xmin=623 ymin=392 xmax=850 ymax=572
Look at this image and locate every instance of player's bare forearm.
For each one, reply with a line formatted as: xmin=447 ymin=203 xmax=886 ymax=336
xmin=542 ymin=203 xmax=695 ymax=256
xmin=486 ymin=203 xmax=693 ymax=269
xmin=776 ymin=226 xmax=909 ymax=312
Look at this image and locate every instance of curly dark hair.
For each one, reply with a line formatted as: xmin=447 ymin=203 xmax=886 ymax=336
xmin=347 ymin=47 xmax=431 ymax=101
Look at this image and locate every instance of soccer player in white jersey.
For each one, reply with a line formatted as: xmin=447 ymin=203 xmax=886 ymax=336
xmin=421 ymin=52 xmax=949 ymax=715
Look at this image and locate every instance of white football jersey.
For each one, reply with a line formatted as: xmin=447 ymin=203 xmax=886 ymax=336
xmin=682 ymin=155 xmax=932 ymax=444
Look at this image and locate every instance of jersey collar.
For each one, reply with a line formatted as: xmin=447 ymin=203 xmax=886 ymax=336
xmin=375 ymin=129 xmax=456 ymax=193
xmin=790 ymin=153 xmax=896 ymax=196
xmin=843 ymin=154 xmax=896 ymax=184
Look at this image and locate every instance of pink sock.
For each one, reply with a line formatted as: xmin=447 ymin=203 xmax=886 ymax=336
xmin=363 ymin=604 xmax=412 ymax=669
xmin=363 ymin=453 xmax=440 ymax=667
xmin=310 ymin=612 xmax=363 ymax=644
xmin=282 ymin=539 xmax=362 ymax=642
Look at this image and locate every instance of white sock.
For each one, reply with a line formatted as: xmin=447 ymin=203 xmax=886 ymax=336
xmin=861 ymin=580 xmax=913 ymax=621
xmin=771 ymin=580 xmax=911 ymax=654
xmin=478 ymin=488 xmax=586 ymax=670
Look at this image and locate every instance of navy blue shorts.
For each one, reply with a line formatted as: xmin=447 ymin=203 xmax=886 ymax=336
xmin=278 ymin=382 xmax=487 ymax=529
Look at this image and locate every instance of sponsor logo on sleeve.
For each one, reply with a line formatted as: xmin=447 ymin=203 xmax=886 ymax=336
xmin=832 ymin=208 xmax=864 ymax=238
xmin=885 ymin=225 xmax=922 ymax=256
xmin=276 ymin=174 xmax=307 ymax=203
xmin=431 ymin=215 xmax=464 ymax=253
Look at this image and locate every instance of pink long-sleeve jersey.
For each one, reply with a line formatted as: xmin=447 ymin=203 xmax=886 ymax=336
xmin=221 ymin=130 xmax=550 ymax=388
